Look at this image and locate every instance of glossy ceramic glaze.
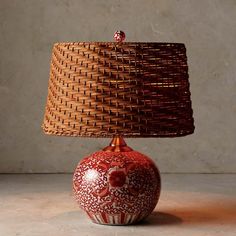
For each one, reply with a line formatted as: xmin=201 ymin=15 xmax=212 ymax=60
xmin=73 ymin=140 xmax=161 ymax=225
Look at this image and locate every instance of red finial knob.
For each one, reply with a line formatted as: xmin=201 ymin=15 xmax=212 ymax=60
xmin=114 ymin=30 xmax=126 ymax=42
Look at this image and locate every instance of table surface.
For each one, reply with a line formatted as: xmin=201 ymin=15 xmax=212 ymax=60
xmin=0 ymin=174 xmax=235 ymax=236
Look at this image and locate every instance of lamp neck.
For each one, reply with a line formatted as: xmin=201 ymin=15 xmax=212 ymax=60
xmin=103 ymin=136 xmax=133 ymax=152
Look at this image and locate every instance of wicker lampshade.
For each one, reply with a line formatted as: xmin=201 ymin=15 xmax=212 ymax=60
xmin=42 ymin=42 xmax=194 ymax=137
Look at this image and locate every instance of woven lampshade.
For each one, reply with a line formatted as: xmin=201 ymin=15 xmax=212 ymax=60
xmin=42 ymin=42 xmax=194 ymax=137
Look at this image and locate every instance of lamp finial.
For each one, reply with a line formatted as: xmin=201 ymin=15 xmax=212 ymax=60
xmin=114 ymin=30 xmax=126 ymax=42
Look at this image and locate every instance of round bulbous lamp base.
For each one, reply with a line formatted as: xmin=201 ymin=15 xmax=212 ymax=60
xmin=73 ymin=137 xmax=161 ymax=225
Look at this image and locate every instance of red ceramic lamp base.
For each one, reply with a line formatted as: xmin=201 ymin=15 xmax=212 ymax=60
xmin=73 ymin=137 xmax=161 ymax=225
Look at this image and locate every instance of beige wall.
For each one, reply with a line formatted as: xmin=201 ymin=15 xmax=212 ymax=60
xmin=0 ymin=0 xmax=235 ymax=173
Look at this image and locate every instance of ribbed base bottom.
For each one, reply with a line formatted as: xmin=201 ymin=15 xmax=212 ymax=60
xmin=86 ymin=211 xmax=147 ymax=225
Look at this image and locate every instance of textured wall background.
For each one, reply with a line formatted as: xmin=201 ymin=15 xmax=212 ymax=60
xmin=0 ymin=0 xmax=235 ymax=173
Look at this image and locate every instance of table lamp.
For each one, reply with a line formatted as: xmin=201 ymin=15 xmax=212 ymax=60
xmin=42 ymin=31 xmax=194 ymax=225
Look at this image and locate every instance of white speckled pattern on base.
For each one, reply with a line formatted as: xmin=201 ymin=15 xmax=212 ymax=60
xmin=0 ymin=174 xmax=235 ymax=236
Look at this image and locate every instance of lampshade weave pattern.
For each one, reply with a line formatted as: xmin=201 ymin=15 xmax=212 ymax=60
xmin=42 ymin=42 xmax=194 ymax=137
